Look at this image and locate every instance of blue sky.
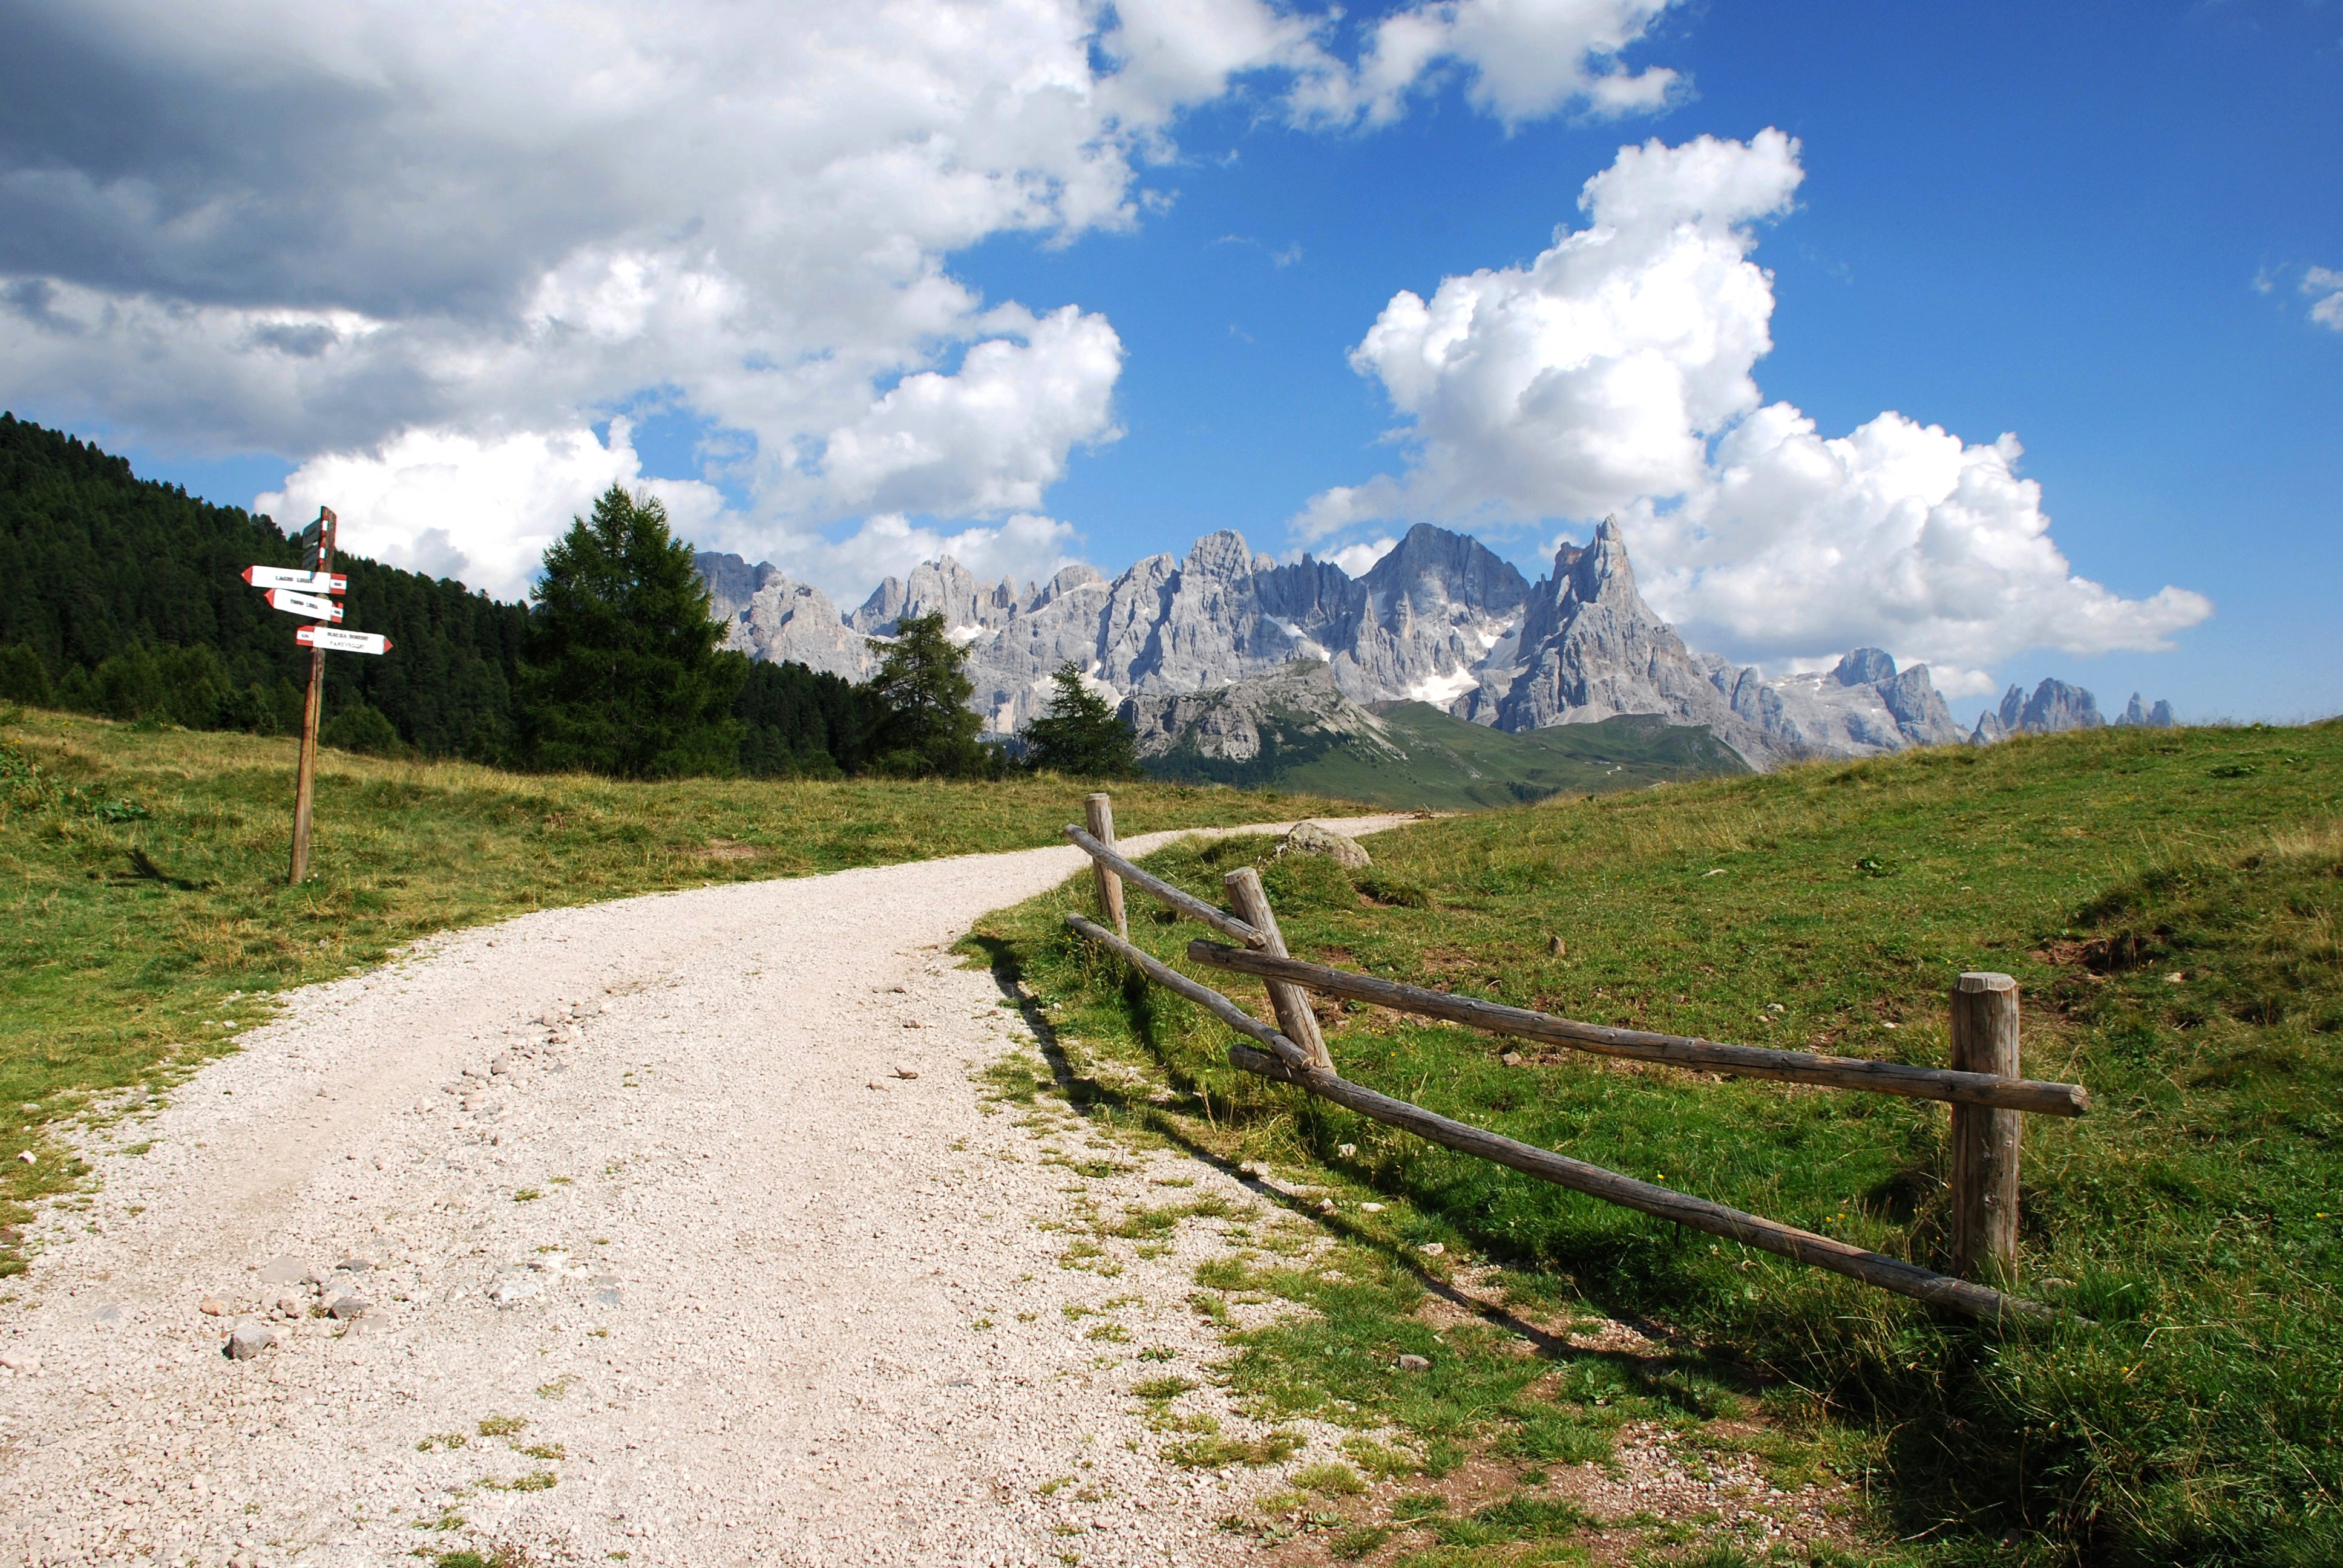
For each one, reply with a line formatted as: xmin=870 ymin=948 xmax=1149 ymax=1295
xmin=8 ymin=0 xmax=2338 ymax=722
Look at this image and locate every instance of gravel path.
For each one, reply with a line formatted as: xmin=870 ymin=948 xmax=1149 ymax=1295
xmin=0 ymin=817 xmax=1411 ymax=1568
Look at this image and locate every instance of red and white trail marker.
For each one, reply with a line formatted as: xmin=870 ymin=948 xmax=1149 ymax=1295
xmin=264 ymin=587 xmax=344 ymax=622
xmin=243 ymin=566 xmax=347 ymax=593
xmin=295 ymin=625 xmax=391 ymax=656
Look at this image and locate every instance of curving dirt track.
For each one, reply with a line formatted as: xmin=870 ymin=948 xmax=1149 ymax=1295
xmin=0 ymin=818 xmax=1410 ymax=1568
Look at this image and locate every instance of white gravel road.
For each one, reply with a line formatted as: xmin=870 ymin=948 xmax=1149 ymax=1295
xmin=0 ymin=817 xmax=1409 ymax=1568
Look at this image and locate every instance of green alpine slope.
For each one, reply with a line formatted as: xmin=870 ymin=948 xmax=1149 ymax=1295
xmin=1142 ymin=697 xmax=1749 ymax=808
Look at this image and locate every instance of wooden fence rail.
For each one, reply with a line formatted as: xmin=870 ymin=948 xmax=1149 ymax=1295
xmin=1058 ymin=806 xmax=2081 ymax=1322
xmin=1187 ymin=940 xmax=2088 ymax=1117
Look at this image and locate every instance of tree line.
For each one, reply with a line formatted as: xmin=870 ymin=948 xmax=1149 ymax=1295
xmin=0 ymin=416 xmax=1136 ymax=780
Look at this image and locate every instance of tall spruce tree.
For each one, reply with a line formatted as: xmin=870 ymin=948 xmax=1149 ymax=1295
xmin=519 ymin=486 xmax=746 ymax=777
xmin=1020 ymin=661 xmax=1139 ymax=778
xmin=862 ymin=612 xmax=994 ymax=778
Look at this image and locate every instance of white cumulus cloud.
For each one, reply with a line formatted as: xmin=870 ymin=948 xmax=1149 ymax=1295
xmin=1302 ymin=129 xmax=2210 ymax=672
xmin=807 ymin=305 xmax=1124 ymax=518
xmin=2304 ymin=266 xmax=2343 ymax=331
xmin=1 ymin=0 xmax=1686 ymax=610
xmin=257 ymin=423 xmax=728 ymax=602
xmin=1324 ymin=536 xmax=1401 ymax=577
xmin=1289 ymin=0 xmax=1683 ymax=128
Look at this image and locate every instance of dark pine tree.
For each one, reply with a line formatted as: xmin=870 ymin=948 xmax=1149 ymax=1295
xmin=0 ymin=412 xmax=530 ymax=758
xmin=862 ymin=612 xmax=994 ymax=779
xmin=734 ymin=658 xmax=881 ymax=777
xmin=518 ymin=486 xmax=746 ymax=778
xmin=1020 ymin=661 xmax=1139 ymax=778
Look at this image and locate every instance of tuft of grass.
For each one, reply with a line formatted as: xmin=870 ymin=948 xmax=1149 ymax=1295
xmin=1132 ymin=1374 xmax=1196 ymax=1401
xmin=972 ymin=720 xmax=2343 ymax=1563
xmin=1163 ymin=1429 xmax=1302 ymax=1468
xmin=476 ymin=1414 xmax=526 ymax=1438
xmin=0 ymin=706 xmax=1340 ymax=1266
xmin=1292 ymin=1460 xmax=1367 ymax=1495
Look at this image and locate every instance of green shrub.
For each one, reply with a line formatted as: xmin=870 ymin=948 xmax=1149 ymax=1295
xmin=0 ymin=644 xmax=53 ymax=706
xmin=321 ymin=703 xmax=404 ymax=757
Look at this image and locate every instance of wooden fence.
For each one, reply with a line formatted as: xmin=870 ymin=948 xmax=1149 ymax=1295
xmin=1063 ymin=794 xmax=2086 ymax=1325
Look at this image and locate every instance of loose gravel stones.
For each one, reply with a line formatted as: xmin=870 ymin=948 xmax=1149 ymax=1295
xmin=0 ymin=814 xmax=1417 ymax=1566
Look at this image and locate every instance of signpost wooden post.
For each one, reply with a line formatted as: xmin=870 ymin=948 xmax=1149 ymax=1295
xmin=286 ymin=508 xmax=338 ymax=885
xmin=243 ymin=507 xmax=390 ymax=884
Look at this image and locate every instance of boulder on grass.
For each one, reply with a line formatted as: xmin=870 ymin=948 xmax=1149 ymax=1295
xmin=1278 ymin=820 xmax=1371 ymax=871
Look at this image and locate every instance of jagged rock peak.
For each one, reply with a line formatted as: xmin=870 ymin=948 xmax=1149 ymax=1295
xmin=1564 ymin=515 xmax=1639 ymax=605
xmin=2113 ymin=692 xmax=2178 ymax=729
xmin=1362 ymin=523 xmax=1530 ymax=617
xmin=1833 ymin=647 xmax=1898 ymax=686
xmin=1184 ymin=529 xmax=1268 ymax=581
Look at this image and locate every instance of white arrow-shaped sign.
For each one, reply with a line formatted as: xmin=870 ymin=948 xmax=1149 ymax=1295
xmin=266 ymin=587 xmax=344 ymax=623
xmin=297 ymin=626 xmax=392 ymax=655
xmin=243 ymin=566 xmax=347 ymax=593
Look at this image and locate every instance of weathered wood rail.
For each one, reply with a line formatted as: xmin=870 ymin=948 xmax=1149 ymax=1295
xmin=1187 ymin=940 xmax=2088 ymax=1117
xmin=1061 ymin=800 xmax=2087 ymax=1324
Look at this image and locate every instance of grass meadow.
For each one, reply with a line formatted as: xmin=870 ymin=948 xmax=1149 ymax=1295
xmin=968 ymin=719 xmax=2343 ymax=1566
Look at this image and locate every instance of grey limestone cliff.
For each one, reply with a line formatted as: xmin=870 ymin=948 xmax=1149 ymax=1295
xmin=1453 ymin=520 xmax=1964 ymax=768
xmin=694 ymin=552 xmax=874 ymax=681
xmin=1122 ymin=659 xmax=1401 ymax=768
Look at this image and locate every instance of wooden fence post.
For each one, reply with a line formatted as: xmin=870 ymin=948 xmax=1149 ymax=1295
xmin=1084 ymin=792 xmax=1127 ymax=939
xmin=1948 ymin=972 xmax=2022 ymax=1284
xmin=1224 ymin=866 xmax=1332 ymax=1071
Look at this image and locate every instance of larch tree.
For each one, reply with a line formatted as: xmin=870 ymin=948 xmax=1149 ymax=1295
xmin=1020 ymin=661 xmax=1139 ymax=778
xmin=518 ymin=485 xmax=746 ymax=778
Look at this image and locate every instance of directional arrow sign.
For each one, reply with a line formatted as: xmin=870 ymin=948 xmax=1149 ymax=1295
xmin=243 ymin=566 xmax=347 ymax=593
xmin=265 ymin=587 xmax=344 ymax=623
xmin=296 ymin=626 xmax=391 ymax=655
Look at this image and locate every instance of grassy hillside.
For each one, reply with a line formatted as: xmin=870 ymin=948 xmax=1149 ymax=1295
xmin=971 ymin=720 xmax=2342 ymax=1565
xmin=0 ymin=703 xmax=1347 ymax=1265
xmin=1145 ymin=702 xmax=1749 ymax=808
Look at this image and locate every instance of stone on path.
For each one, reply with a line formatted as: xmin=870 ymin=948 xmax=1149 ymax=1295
xmin=225 ymin=1324 xmax=276 ymax=1360
xmin=258 ymin=1256 xmax=321 ymax=1286
xmin=488 ymin=1275 xmax=542 ymax=1308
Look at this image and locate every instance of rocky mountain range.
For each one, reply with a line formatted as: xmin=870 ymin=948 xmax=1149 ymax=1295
xmin=696 ymin=520 xmax=2171 ymax=771
xmin=1970 ymin=680 xmax=2175 ymax=743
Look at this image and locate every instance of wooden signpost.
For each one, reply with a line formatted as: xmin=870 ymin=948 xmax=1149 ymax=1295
xmin=241 ymin=566 xmax=348 ymax=593
xmin=296 ymin=626 xmax=391 ymax=656
xmin=241 ymin=506 xmax=393 ymax=884
xmin=262 ymin=587 xmax=344 ymax=623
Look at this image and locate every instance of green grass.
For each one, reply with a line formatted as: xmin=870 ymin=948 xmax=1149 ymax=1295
xmin=1145 ymin=704 xmax=1750 ymax=809
xmin=968 ymin=720 xmax=2343 ymax=1566
xmin=0 ymin=703 xmax=1346 ymax=1261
